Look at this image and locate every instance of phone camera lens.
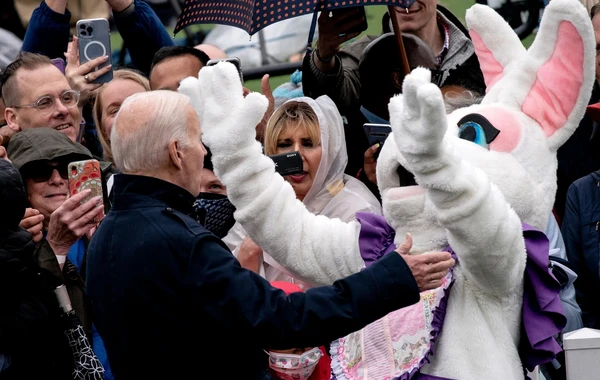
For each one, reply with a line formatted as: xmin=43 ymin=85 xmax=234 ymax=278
xmin=80 ymin=24 xmax=86 ymax=29
xmin=87 ymin=27 xmax=94 ymax=34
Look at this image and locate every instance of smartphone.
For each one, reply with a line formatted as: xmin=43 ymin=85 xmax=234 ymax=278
xmin=269 ymin=151 xmax=303 ymax=176
xmin=206 ymin=57 xmax=243 ymax=83
xmin=68 ymin=159 xmax=105 ymax=219
xmin=76 ymin=18 xmax=113 ymax=84
xmin=364 ymin=123 xmax=392 ymax=160
xmin=333 ymin=7 xmax=368 ymax=35
xmin=51 ymin=57 xmax=65 ymax=74
xmin=363 ymin=123 xmax=392 ymax=147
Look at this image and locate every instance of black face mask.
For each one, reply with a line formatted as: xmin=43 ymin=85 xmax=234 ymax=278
xmin=193 ymin=193 xmax=236 ymax=239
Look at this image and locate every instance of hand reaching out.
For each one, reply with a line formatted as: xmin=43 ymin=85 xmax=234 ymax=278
xmin=237 ymin=237 xmax=263 ymax=274
xmin=396 ymin=233 xmax=455 ymax=292
xmin=65 ymin=36 xmax=112 ymax=105
xmin=363 ymin=143 xmax=379 ymax=184
xmin=255 ymin=74 xmax=275 ymax=142
xmin=19 ymin=208 xmax=45 ymax=243
xmin=46 ymin=190 xmax=104 ymax=256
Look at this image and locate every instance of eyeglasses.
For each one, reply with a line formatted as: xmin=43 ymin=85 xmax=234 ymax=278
xmin=10 ymin=90 xmax=80 ymax=115
xmin=23 ymin=162 xmax=69 ymax=183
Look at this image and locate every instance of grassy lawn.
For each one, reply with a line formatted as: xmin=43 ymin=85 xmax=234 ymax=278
xmin=110 ymin=0 xmax=536 ymax=92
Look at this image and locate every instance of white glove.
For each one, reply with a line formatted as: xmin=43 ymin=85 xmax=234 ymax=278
xmin=178 ymin=61 xmax=268 ymax=152
xmin=389 ymin=68 xmax=448 ymax=162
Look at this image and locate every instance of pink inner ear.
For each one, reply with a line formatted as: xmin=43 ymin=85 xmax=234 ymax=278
xmin=522 ymin=22 xmax=584 ymax=137
xmin=470 ymin=30 xmax=504 ymax=92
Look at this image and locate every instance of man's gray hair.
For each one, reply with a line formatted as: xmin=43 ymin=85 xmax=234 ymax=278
xmin=111 ymin=90 xmax=194 ymax=173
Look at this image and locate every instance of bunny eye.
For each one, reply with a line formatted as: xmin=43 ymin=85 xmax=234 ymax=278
xmin=457 ymin=113 xmax=500 ymax=149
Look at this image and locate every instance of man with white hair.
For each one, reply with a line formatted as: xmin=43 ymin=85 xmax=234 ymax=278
xmin=85 ymin=89 xmax=454 ymax=379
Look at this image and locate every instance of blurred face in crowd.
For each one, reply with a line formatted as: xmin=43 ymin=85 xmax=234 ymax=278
xmin=200 ymin=168 xmax=227 ymax=196
xmin=23 ymin=159 xmax=70 ymax=225
xmin=392 ymin=0 xmax=438 ymax=35
xmin=150 ymin=55 xmax=204 ymax=91
xmin=274 ymin=123 xmax=322 ymax=201
xmin=5 ymin=65 xmax=81 ymax=142
xmin=99 ymin=78 xmax=148 ymax=143
xmin=593 ymin=13 xmax=600 ymax=84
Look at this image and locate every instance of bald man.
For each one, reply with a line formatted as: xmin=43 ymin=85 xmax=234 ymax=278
xmin=195 ymin=43 xmax=228 ymax=60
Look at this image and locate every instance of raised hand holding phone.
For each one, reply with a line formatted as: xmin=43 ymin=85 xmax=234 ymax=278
xmin=45 ymin=159 xmax=105 ymax=256
xmin=76 ymin=18 xmax=113 ymax=84
xmin=65 ymin=36 xmax=111 ymax=105
xmin=315 ymin=7 xmax=367 ymax=70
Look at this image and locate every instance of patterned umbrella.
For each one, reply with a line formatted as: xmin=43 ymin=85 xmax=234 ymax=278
xmin=174 ymin=0 xmax=417 ymax=37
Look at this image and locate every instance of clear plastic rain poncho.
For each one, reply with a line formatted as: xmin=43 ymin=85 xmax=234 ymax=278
xmin=224 ymin=95 xmax=382 ymax=288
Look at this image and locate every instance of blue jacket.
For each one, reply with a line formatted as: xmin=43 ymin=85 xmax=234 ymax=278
xmin=561 ymin=170 xmax=600 ymax=329
xmin=21 ymin=0 xmax=172 ymax=74
xmin=86 ymin=174 xmax=420 ymax=379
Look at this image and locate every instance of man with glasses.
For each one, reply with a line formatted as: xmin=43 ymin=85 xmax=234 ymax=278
xmin=1 ymin=52 xmax=82 ymax=143
xmin=7 ymin=127 xmax=112 ymax=377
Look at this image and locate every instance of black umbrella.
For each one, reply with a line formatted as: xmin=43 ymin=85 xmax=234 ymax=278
xmin=54 ymin=285 xmax=105 ymax=380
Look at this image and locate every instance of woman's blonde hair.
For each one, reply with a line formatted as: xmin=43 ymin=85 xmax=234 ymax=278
xmin=264 ymin=101 xmax=321 ymax=156
xmin=92 ymin=69 xmax=150 ymax=163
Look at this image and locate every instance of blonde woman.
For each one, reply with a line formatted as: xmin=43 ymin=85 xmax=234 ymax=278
xmin=92 ymin=69 xmax=150 ymax=164
xmin=225 ymin=95 xmax=382 ymax=288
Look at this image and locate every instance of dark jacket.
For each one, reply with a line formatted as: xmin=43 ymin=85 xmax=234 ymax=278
xmin=86 ymin=174 xmax=420 ymax=380
xmin=555 ymin=83 xmax=600 ymax=221
xmin=302 ymin=5 xmax=485 ymax=117
xmin=21 ymin=0 xmax=172 ymax=75
xmin=561 ymin=170 xmax=600 ymax=329
xmin=0 ymin=159 xmax=73 ymax=379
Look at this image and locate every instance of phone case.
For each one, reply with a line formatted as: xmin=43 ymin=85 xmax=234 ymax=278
xmin=76 ymin=18 xmax=113 ymax=83
xmin=363 ymin=123 xmax=392 ymax=147
xmin=335 ymin=7 xmax=367 ymax=35
xmin=269 ymin=151 xmax=304 ymax=176
xmin=68 ymin=159 xmax=105 ymax=218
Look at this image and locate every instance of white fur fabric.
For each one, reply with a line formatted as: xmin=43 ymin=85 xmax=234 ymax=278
xmin=178 ymin=62 xmax=364 ymax=286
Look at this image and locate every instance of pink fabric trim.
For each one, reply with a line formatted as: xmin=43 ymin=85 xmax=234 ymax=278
xmin=522 ymin=22 xmax=584 ymax=137
xmin=470 ymin=30 xmax=504 ymax=92
xmin=480 ymin=108 xmax=522 ymax=152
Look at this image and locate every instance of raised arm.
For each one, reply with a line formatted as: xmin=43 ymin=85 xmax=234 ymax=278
xmin=21 ymin=0 xmax=70 ymax=59
xmin=179 ymin=63 xmax=365 ymax=286
xmin=190 ymin=234 xmax=419 ymax=348
xmin=107 ymin=0 xmax=174 ymax=75
xmin=388 ymin=69 xmax=525 ymax=296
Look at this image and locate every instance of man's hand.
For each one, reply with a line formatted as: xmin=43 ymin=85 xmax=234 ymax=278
xmin=255 ymin=74 xmax=275 ymax=142
xmin=19 ymin=208 xmax=45 ymax=243
xmin=314 ymin=9 xmax=364 ymax=71
xmin=363 ymin=143 xmax=379 ymax=184
xmin=396 ymin=233 xmax=455 ymax=292
xmin=237 ymin=237 xmax=263 ymax=274
xmin=46 ymin=190 xmax=104 ymax=256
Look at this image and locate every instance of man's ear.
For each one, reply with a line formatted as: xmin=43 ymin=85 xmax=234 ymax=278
xmin=168 ymin=139 xmax=184 ymax=170
xmin=5 ymin=108 xmax=21 ymax=133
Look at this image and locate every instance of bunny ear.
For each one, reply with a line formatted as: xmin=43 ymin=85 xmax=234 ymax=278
xmin=513 ymin=0 xmax=595 ymax=150
xmin=466 ymin=4 xmax=526 ymax=92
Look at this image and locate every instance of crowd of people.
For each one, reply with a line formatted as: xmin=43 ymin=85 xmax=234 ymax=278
xmin=1 ymin=0 xmax=599 ymax=379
